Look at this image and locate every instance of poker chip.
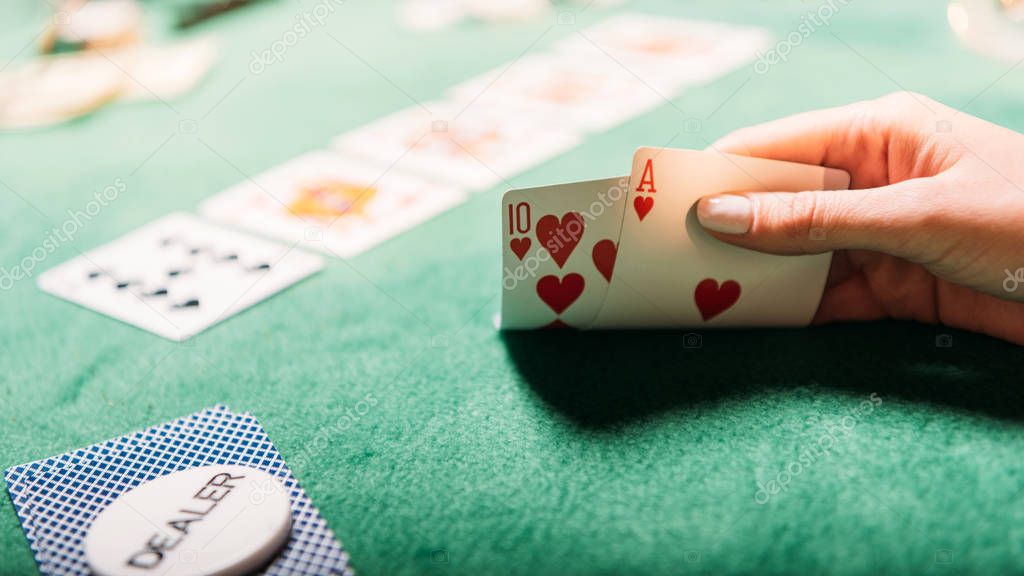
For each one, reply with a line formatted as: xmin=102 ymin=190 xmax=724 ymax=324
xmin=460 ymin=0 xmax=550 ymax=22
xmin=42 ymin=0 xmax=142 ymax=54
xmin=0 ymin=52 xmax=124 ymax=130
xmin=397 ymin=0 xmax=467 ymax=31
xmin=84 ymin=464 xmax=292 ymax=576
xmin=0 ymin=35 xmax=216 ymax=129
xmin=107 ymin=37 xmax=218 ymax=102
xmin=948 ymin=0 xmax=1024 ymax=61
xmin=397 ymin=0 xmax=549 ymax=30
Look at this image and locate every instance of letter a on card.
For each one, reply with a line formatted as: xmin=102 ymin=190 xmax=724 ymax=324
xmin=633 ymin=158 xmax=656 ymax=221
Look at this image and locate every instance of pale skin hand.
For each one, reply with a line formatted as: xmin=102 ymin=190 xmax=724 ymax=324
xmin=695 ymin=91 xmax=1024 ymax=345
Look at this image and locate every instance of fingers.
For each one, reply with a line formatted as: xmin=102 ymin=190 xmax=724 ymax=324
xmin=812 ymin=273 xmax=888 ymax=324
xmin=938 ymin=284 xmax=1024 ymax=346
xmin=695 ymin=179 xmax=932 ymax=257
xmin=709 ymin=92 xmax=939 ymax=184
xmin=710 ymin=104 xmax=860 ymax=167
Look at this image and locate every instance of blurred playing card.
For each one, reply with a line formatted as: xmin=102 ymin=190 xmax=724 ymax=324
xmin=37 ymin=213 xmax=323 ymax=341
xmin=448 ymin=52 xmax=667 ymax=132
xmin=200 ymin=150 xmax=467 ymax=258
xmin=332 ymin=100 xmax=583 ymax=191
xmin=557 ymin=13 xmax=772 ymax=89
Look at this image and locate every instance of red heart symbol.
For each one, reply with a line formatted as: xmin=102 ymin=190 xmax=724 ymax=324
xmin=509 ymin=237 xmax=531 ymax=260
xmin=536 ymin=273 xmax=585 ymax=315
xmin=634 ymin=196 xmax=654 ymax=221
xmin=543 ymin=319 xmax=571 ymax=330
xmin=695 ymin=278 xmax=741 ymax=321
xmin=592 ymin=239 xmax=617 ymax=282
xmin=536 ymin=212 xmax=584 ymax=268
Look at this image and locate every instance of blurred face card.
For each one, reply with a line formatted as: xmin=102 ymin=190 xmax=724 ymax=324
xmin=200 ymin=151 xmax=467 ymax=258
xmin=332 ymin=101 xmax=583 ymax=191
xmin=448 ymin=53 xmax=665 ymax=132
xmin=591 ymin=148 xmax=849 ymax=328
xmin=37 ymin=213 xmax=323 ymax=341
xmin=557 ymin=14 xmax=771 ymax=88
xmin=499 ymin=176 xmax=628 ymax=329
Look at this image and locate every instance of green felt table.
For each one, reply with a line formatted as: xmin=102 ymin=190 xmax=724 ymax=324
xmin=4 ymin=0 xmax=1024 ymax=574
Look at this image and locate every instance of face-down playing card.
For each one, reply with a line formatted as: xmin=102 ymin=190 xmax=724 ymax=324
xmin=37 ymin=212 xmax=323 ymax=341
xmin=590 ymin=147 xmax=850 ymax=328
xmin=3 ymin=405 xmax=352 ymax=576
xmin=499 ymin=149 xmax=850 ymax=329
xmin=499 ymin=175 xmax=628 ymax=329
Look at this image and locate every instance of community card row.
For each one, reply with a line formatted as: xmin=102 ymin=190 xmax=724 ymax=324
xmin=196 ymin=12 xmax=772 ymax=255
xmin=36 ymin=13 xmax=771 ymax=342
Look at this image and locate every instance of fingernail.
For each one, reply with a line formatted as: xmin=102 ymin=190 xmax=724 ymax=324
xmin=697 ymin=195 xmax=752 ymax=234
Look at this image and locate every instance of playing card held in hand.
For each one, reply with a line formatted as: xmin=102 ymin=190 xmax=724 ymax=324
xmin=498 ymin=148 xmax=849 ymax=329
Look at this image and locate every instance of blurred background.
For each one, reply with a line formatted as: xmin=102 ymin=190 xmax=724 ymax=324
xmin=3 ymin=0 xmax=1024 ymax=218
xmin=3 ymin=0 xmax=1024 ymax=221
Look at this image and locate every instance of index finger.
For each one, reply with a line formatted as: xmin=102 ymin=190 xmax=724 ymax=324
xmin=707 ymin=98 xmax=900 ymax=190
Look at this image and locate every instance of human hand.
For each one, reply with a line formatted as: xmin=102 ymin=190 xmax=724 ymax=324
xmin=696 ymin=91 xmax=1024 ymax=345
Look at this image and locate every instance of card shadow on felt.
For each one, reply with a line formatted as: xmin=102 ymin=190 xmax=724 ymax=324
xmin=500 ymin=321 xmax=1024 ymax=429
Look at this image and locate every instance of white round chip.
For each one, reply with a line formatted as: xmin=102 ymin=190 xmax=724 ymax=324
xmin=461 ymin=0 xmax=549 ymax=22
xmin=85 ymin=465 xmax=292 ymax=576
xmin=948 ymin=0 xmax=1024 ymax=62
xmin=397 ymin=0 xmax=467 ymax=31
xmin=0 ymin=52 xmax=124 ymax=129
xmin=57 ymin=0 xmax=142 ymax=47
xmin=108 ymin=37 xmax=218 ymax=102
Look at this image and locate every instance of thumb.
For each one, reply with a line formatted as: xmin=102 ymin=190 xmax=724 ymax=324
xmin=695 ymin=180 xmax=931 ymax=256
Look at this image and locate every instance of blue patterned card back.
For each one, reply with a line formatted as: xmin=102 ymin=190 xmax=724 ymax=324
xmin=4 ymin=405 xmax=352 ymax=576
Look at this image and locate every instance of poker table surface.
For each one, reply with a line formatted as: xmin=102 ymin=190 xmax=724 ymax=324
xmin=5 ymin=0 xmax=1024 ymax=574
